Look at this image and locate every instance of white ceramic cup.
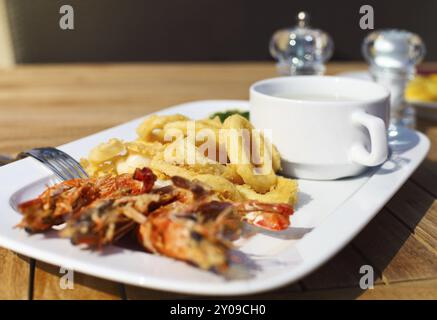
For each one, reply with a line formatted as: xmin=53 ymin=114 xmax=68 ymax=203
xmin=250 ymin=76 xmax=390 ymax=180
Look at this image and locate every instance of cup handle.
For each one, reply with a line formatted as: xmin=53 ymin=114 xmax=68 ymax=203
xmin=350 ymin=110 xmax=388 ymax=167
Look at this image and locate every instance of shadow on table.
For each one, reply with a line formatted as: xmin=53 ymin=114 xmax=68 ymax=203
xmin=285 ymin=170 xmax=436 ymax=300
xmin=234 ymin=163 xmax=437 ymax=300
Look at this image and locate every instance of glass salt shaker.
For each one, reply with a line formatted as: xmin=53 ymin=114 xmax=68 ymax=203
xmin=269 ymin=11 xmax=334 ymax=75
xmin=362 ymin=29 xmax=426 ymax=133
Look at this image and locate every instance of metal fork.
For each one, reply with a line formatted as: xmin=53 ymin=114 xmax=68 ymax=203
xmin=18 ymin=147 xmax=89 ymax=181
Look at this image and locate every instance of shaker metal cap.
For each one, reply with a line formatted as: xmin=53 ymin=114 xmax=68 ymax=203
xmin=269 ymin=11 xmax=334 ymax=75
xmin=362 ymin=29 xmax=426 ymax=73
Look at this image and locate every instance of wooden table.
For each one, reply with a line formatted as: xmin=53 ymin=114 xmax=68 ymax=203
xmin=0 ymin=62 xmax=437 ymax=300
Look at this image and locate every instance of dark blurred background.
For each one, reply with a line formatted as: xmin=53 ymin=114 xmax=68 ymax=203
xmin=5 ymin=0 xmax=437 ymax=63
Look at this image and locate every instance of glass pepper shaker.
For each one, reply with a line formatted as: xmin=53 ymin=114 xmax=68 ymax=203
xmin=362 ymin=29 xmax=426 ymax=131
xmin=269 ymin=11 xmax=334 ymax=76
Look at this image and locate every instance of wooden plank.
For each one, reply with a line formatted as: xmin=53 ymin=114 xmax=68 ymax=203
xmin=353 ymin=208 xmax=437 ymax=283
xmin=33 ymin=261 xmax=122 ymax=300
xmin=386 ymin=180 xmax=437 ymax=250
xmin=357 ymin=279 xmax=437 ymax=300
xmin=261 ymin=279 xmax=437 ymax=300
xmin=302 ymin=245 xmax=382 ymax=290
xmin=411 ymin=161 xmax=437 ymax=198
xmin=417 ymin=118 xmax=437 ymax=161
xmin=1 ymin=62 xmax=434 ymax=156
xmin=0 ymin=247 xmax=30 ymax=299
xmin=0 ymin=63 xmax=269 ymax=154
xmin=0 ymin=62 xmax=368 ymax=155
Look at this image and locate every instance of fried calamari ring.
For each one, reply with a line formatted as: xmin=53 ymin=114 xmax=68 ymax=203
xmin=115 ymin=141 xmax=164 ymax=174
xmin=83 ymin=139 xmax=166 ymax=177
xmin=163 ymin=119 xmax=223 ymax=159
xmin=125 ymin=141 xmax=164 ymax=158
xmin=88 ymin=138 xmax=126 ymax=164
xmin=136 ymin=114 xmax=189 ymax=142
xmin=181 ymin=163 xmax=225 ymax=176
xmin=115 ymin=154 xmax=151 ymax=174
xmin=161 ymin=137 xmax=223 ymax=169
xmin=236 ymin=177 xmax=298 ymax=206
xmin=80 ymin=158 xmax=119 ymax=177
xmin=223 ymin=115 xmax=277 ymax=193
xmin=164 ymin=118 xmax=222 ymax=134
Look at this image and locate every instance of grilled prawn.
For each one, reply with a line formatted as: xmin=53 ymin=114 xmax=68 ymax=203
xmin=61 ymin=193 xmax=160 ymax=248
xmin=60 ymin=175 xmax=241 ymax=271
xmin=16 ymin=169 xmax=294 ymax=273
xmin=17 ymin=167 xmax=156 ymax=233
xmin=136 ymin=177 xmax=293 ymax=271
xmin=137 ymin=188 xmax=241 ymax=272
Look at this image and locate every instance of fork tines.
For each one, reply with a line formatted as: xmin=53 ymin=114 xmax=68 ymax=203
xmin=21 ymin=147 xmax=89 ymax=181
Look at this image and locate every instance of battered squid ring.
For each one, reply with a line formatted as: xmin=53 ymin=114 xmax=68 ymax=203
xmin=136 ymin=114 xmax=189 ymax=142
xmin=236 ymin=176 xmax=298 ymax=206
xmin=223 ymin=115 xmax=277 ymax=194
xmin=88 ymin=138 xmax=126 ymax=164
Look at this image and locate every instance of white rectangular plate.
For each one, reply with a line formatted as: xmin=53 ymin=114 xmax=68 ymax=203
xmin=0 ymin=100 xmax=430 ymax=295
